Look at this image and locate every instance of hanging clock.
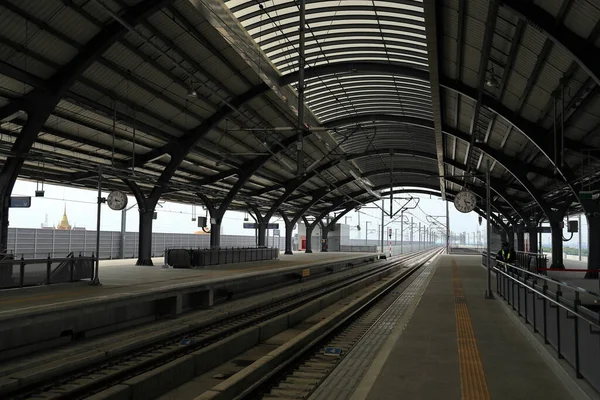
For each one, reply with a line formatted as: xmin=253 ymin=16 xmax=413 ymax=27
xmin=106 ymin=191 xmax=128 ymax=211
xmin=454 ymin=190 xmax=477 ymax=213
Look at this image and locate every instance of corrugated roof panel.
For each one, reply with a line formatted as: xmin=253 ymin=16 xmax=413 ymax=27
xmin=532 ymin=0 xmax=564 ymax=18
xmin=565 ymin=123 xmax=589 ymax=142
xmin=500 ymin=87 xmax=520 ymax=112
xmin=7 ymin=0 xmax=63 ymax=23
xmin=68 ymin=81 xmax=108 ymax=104
xmin=442 ymin=36 xmax=458 ymax=79
xmin=102 ymin=42 xmax=150 ymax=77
xmin=466 ymin=0 xmax=489 ymax=21
xmin=500 ymin=131 xmax=525 ymax=158
xmin=0 ymin=13 xmax=77 ymax=67
xmin=486 ymin=125 xmax=505 ymax=149
xmin=532 ymin=63 xmax=560 ymax=105
xmin=462 ymin=19 xmax=484 ymax=61
xmin=443 ymin=4 xmax=459 ymax=41
xmin=82 ymin=61 xmax=125 ymax=92
xmin=495 ymin=13 xmax=514 ymax=38
xmin=444 ymin=90 xmax=458 ymax=126
xmin=565 ymin=116 xmax=600 ymax=140
xmin=547 ymin=44 xmax=579 ymax=80
xmin=459 ymin=64 xmax=478 ymax=89
xmin=564 ymin=0 xmax=600 ymax=40
xmin=142 ymin=97 xmax=183 ymax=124
xmin=491 ymin=35 xmax=511 ymax=65
xmin=509 ymin=59 xmax=537 ymax=103
xmin=521 ymin=87 xmax=547 ymax=121
xmin=458 ymin=96 xmax=474 ymax=131
xmin=43 ymin=4 xmax=100 ymax=45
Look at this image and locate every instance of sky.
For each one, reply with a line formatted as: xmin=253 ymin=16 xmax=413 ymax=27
xmin=8 ymin=178 xmax=588 ymax=248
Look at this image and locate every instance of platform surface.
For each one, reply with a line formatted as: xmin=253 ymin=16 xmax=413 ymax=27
xmin=314 ymin=255 xmax=580 ymax=400
xmin=543 ymin=257 xmax=600 ymax=295
xmin=0 ymin=252 xmax=377 ymax=315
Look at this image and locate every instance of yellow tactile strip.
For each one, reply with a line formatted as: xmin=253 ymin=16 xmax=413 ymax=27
xmin=452 ymin=258 xmax=490 ymax=400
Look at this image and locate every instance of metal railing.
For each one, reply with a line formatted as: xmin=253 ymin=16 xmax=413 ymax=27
xmin=515 ymin=251 xmax=548 ymax=275
xmin=0 ymin=253 xmax=95 ymax=289
xmin=483 ymin=254 xmax=600 ymax=390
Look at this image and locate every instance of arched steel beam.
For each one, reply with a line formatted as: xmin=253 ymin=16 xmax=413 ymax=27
xmin=499 ymin=0 xmax=600 ymax=86
xmin=311 ymin=183 xmax=514 ymax=228
xmin=322 ymin=113 xmax=552 ymax=216
xmin=131 ymin=62 xmax=430 ymax=193
xmin=284 ymin=60 xmax=593 ymax=182
xmin=375 ymin=185 xmax=514 ymax=229
xmin=137 ymin=60 xmax=572 ymax=215
xmin=376 ymin=188 xmax=509 ymax=232
xmin=0 ymin=0 xmax=174 ymax=252
xmin=358 ymin=168 xmax=523 ymax=223
xmin=324 ymin=114 xmax=555 ymax=179
xmin=440 ymin=78 xmax=581 ymax=197
xmin=255 ymin=147 xmax=529 ymax=214
xmin=259 ymin=24 xmax=426 ymax=49
xmin=305 ymin=177 xmax=517 ymax=226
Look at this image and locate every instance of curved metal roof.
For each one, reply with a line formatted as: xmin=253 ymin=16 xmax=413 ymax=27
xmin=1 ymin=0 xmax=600 ymax=227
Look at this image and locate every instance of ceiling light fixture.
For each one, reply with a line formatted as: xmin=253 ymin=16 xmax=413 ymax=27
xmin=486 ymin=75 xmax=499 ymax=88
xmin=485 ymin=66 xmax=499 ymax=88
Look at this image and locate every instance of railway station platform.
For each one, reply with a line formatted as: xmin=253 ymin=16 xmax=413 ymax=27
xmin=544 ymin=257 xmax=600 ymax=295
xmin=311 ymin=255 xmax=599 ymax=400
xmin=0 ymin=252 xmax=381 ymax=360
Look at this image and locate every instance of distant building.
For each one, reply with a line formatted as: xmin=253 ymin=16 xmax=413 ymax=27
xmin=56 ymin=204 xmax=72 ymax=230
xmin=39 ymin=204 xmax=85 ymax=231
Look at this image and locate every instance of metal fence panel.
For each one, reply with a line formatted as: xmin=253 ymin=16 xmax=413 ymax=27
xmin=6 ymin=228 xmax=288 ymax=260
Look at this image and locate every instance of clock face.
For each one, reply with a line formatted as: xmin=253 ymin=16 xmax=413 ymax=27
xmin=454 ymin=190 xmax=477 ymax=213
xmin=106 ymin=191 xmax=128 ymax=211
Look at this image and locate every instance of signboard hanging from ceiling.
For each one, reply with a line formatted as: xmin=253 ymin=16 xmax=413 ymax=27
xmin=9 ymin=197 xmax=31 ymax=208
xmin=243 ymin=223 xmax=279 ymax=229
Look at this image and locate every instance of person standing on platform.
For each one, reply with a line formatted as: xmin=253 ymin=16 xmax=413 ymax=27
xmin=496 ymin=241 xmax=515 ymax=271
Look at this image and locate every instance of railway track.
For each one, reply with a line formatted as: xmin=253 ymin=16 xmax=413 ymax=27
xmin=194 ymin=247 xmax=443 ymax=400
xmin=4 ymin=249 xmax=438 ymax=400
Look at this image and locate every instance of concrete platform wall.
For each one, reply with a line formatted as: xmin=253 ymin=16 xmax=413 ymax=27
xmin=0 ymin=253 xmax=380 ymax=358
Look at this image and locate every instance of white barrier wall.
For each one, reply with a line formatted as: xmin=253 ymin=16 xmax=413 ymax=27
xmin=6 ymin=228 xmax=286 ymax=260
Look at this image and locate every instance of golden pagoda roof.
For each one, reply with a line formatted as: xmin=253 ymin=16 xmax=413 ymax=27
xmin=57 ymin=204 xmax=72 ymax=230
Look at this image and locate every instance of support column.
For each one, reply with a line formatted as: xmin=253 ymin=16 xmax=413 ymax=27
xmin=284 ymin=222 xmax=294 ymax=255
xmin=527 ymin=225 xmax=539 ymax=254
xmin=210 ymin=220 xmax=221 ymax=249
xmin=500 ymin=229 xmax=508 ymax=243
xmin=0 ymin=196 xmax=8 ymax=255
xmin=137 ymin=209 xmax=154 ymax=266
xmin=125 ymin=180 xmax=161 ymax=266
xmin=305 ymin=224 xmax=314 ymax=253
xmin=550 ymin=218 xmax=565 ymax=269
xmin=516 ymin=227 xmax=525 ymax=252
xmin=585 ymin=213 xmax=600 ymax=279
xmin=321 ymin=227 xmax=329 ymax=252
xmin=249 ymin=205 xmax=268 ymax=247
xmin=257 ymin=223 xmax=267 ymax=247
xmin=580 ymin=200 xmax=600 ymax=279
xmin=302 ymin=216 xmax=316 ymax=254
